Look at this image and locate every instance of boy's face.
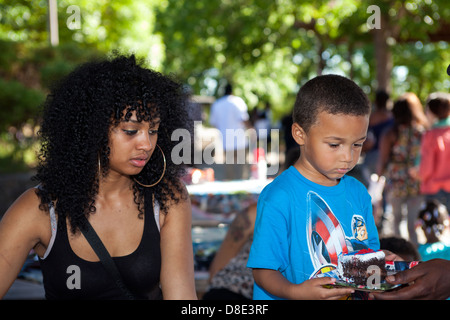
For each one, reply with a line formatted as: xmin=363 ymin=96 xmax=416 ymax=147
xmin=292 ymin=111 xmax=369 ymax=186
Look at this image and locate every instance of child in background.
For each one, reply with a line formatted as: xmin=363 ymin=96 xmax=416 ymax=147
xmin=379 ymin=236 xmax=420 ymax=261
xmin=247 ymin=75 xmax=383 ymax=300
xmin=417 ymin=200 xmax=450 ymax=261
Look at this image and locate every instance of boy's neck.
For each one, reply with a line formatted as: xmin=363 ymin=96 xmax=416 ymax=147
xmin=293 ymin=160 xmax=340 ymax=187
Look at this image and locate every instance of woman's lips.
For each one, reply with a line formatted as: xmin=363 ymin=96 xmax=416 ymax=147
xmin=130 ymin=156 xmax=148 ymax=167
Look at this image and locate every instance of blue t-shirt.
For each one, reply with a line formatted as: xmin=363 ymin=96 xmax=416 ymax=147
xmin=418 ymin=242 xmax=450 ymax=261
xmin=247 ymin=166 xmax=380 ymax=300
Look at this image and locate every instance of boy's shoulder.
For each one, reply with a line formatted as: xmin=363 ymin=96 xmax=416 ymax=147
xmin=263 ymin=167 xmax=368 ymax=200
xmin=342 ymin=175 xmax=369 ymax=195
xmin=342 ymin=174 xmax=368 ymax=192
xmin=261 ymin=166 xmax=317 ymax=202
xmin=265 ymin=166 xmax=299 ymax=187
xmin=341 ymin=175 xmax=371 ymax=204
xmin=260 ymin=167 xmax=298 ymax=197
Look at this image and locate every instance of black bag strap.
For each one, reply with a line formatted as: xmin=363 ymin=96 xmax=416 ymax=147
xmin=80 ymin=217 xmax=136 ymax=300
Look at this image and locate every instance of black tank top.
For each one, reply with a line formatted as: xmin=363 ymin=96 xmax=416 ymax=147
xmin=39 ymin=193 xmax=162 ymax=300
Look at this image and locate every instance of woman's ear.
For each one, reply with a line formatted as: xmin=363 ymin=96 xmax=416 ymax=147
xmin=291 ymin=122 xmax=306 ymax=145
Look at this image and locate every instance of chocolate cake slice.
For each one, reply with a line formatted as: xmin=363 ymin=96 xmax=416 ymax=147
xmin=339 ymin=249 xmax=386 ymax=287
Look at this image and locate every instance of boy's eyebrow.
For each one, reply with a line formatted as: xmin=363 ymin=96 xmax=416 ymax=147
xmin=325 ymin=135 xmax=367 ymax=141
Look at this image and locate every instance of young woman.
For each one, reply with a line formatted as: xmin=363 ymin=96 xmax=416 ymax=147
xmin=0 ymin=54 xmax=197 ymax=299
xmin=377 ymin=93 xmax=428 ymax=246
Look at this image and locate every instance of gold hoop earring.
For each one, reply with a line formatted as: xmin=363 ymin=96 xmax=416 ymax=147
xmin=133 ymin=144 xmax=166 ymax=188
xmin=98 ymin=156 xmax=102 ymax=181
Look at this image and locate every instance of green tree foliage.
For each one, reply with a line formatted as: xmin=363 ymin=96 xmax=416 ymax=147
xmin=155 ymin=0 xmax=449 ymax=116
xmin=0 ymin=78 xmax=44 ymax=131
xmin=0 ymin=0 xmax=164 ymax=170
xmin=0 ymin=0 xmax=449 ymax=172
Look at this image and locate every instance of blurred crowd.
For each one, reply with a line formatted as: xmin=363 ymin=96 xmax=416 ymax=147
xmin=357 ymin=90 xmax=450 ymax=251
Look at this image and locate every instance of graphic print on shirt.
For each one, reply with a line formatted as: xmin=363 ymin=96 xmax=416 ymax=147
xmin=306 ymin=191 xmax=370 ymax=278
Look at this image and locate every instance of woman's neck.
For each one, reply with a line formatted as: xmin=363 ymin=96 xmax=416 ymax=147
xmin=98 ymin=173 xmax=134 ymax=199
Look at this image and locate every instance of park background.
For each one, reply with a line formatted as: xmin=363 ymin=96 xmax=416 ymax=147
xmin=0 ymin=0 xmax=449 ymax=210
xmin=1 ymin=0 xmax=450 ymax=299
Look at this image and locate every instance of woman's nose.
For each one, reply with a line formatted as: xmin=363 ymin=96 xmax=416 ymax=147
xmin=137 ymin=132 xmax=153 ymax=151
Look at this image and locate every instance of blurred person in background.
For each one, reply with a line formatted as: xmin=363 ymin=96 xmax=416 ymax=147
xmin=419 ymin=92 xmax=450 ymax=210
xmin=416 ymin=199 xmax=450 ymax=261
xmin=377 ymin=93 xmax=428 ymax=246
xmin=210 ymin=83 xmax=251 ymax=180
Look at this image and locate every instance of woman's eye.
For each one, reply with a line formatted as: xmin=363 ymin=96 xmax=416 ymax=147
xmin=148 ymin=129 xmax=159 ymax=135
xmin=123 ymin=130 xmax=138 ymax=136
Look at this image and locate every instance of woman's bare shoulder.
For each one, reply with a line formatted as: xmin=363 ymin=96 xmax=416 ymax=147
xmin=5 ymin=187 xmax=45 ymax=215
xmin=1 ymin=187 xmax=51 ymax=238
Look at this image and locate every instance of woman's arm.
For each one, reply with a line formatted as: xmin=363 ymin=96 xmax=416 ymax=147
xmin=159 ymin=185 xmax=197 ymax=299
xmin=0 ymin=188 xmax=48 ymax=298
xmin=208 ymin=203 xmax=256 ymax=281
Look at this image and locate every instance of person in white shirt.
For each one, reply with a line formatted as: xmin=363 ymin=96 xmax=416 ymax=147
xmin=210 ymin=84 xmax=251 ymax=180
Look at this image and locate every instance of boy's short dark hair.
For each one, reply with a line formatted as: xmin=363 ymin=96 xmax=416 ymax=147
xmin=379 ymin=236 xmax=420 ymax=261
xmin=292 ymin=74 xmax=370 ymax=132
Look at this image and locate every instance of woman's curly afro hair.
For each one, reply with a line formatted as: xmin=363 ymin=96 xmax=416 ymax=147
xmin=34 ymin=53 xmax=191 ymax=233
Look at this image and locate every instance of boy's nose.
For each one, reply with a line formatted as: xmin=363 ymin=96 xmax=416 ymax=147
xmin=341 ymin=148 xmax=353 ymax=163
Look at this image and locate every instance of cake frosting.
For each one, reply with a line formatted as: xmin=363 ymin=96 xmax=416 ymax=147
xmin=340 ymin=248 xmax=385 ymax=263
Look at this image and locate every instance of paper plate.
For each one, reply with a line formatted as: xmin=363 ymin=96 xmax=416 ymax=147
xmin=316 ymin=261 xmax=420 ymax=292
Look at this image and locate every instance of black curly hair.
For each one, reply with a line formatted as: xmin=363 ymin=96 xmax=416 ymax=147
xmin=33 ymin=53 xmax=191 ymax=233
xmin=417 ymin=199 xmax=449 ymax=237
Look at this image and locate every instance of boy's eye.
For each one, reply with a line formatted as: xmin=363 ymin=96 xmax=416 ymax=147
xmin=328 ymin=143 xmax=339 ymax=148
xmin=353 ymin=143 xmax=363 ymax=148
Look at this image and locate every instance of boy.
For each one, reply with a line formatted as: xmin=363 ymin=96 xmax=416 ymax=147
xmin=247 ymin=74 xmax=380 ymax=299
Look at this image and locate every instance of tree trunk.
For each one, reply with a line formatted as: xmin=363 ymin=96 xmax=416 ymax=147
xmin=373 ymin=13 xmax=392 ymax=92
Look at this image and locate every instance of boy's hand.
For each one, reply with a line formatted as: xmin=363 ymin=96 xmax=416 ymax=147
xmin=295 ymin=277 xmax=354 ymax=300
xmin=253 ymin=268 xmax=354 ymax=300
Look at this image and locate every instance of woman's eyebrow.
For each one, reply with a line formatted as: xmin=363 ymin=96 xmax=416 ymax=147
xmin=122 ymin=118 xmax=161 ymax=126
xmin=121 ymin=119 xmax=141 ymax=125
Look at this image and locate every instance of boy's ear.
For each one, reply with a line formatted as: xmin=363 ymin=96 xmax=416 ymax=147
xmin=291 ymin=122 xmax=306 ymax=145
